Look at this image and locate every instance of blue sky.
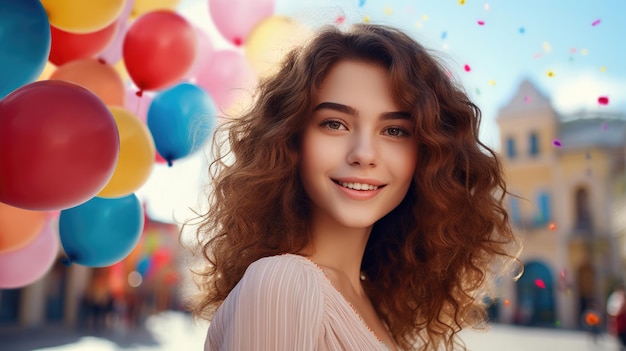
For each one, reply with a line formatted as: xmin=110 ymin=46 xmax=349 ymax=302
xmin=182 ymin=0 xmax=626 ymax=146
xmin=144 ymin=0 xmax=626 ymax=222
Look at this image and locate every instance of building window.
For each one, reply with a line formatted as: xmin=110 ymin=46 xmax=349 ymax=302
xmin=506 ymin=137 xmax=516 ymax=159
xmin=509 ymin=196 xmax=522 ymax=226
xmin=574 ymin=187 xmax=592 ymax=231
xmin=535 ymin=191 xmax=551 ymax=225
xmin=529 ymin=132 xmax=539 ymax=157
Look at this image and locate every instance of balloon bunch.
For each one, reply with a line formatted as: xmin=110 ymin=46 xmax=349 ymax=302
xmin=0 ymin=0 xmax=309 ymax=289
xmin=0 ymin=0 xmax=201 ymax=288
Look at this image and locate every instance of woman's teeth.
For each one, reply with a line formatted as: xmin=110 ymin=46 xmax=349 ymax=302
xmin=339 ymin=182 xmax=378 ymax=191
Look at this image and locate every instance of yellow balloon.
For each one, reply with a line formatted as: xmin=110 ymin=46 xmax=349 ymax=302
xmin=245 ymin=16 xmax=313 ymax=79
xmin=37 ymin=62 xmax=57 ymax=81
xmin=40 ymin=0 xmax=125 ymax=33
xmin=98 ymin=106 xmax=156 ymax=198
xmin=131 ymin=0 xmax=181 ymax=19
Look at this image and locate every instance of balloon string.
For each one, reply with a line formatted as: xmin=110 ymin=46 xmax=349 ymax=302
xmin=61 ymin=257 xmax=73 ymax=266
xmin=134 ymin=93 xmax=142 ymax=116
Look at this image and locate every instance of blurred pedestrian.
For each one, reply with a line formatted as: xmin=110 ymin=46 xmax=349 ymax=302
xmin=607 ymin=284 xmax=626 ymax=350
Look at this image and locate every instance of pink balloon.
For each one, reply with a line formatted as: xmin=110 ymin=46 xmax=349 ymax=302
xmin=0 ymin=221 xmax=59 ymax=288
xmin=99 ymin=0 xmax=135 ymax=64
xmin=184 ymin=26 xmax=214 ymax=81
xmin=195 ymin=50 xmax=256 ymax=112
xmin=209 ymin=0 xmax=275 ymax=46
xmin=125 ymin=88 xmax=154 ymax=123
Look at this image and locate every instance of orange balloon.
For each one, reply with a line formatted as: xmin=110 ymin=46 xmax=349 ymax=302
xmin=0 ymin=203 xmax=48 ymax=253
xmin=49 ymin=58 xmax=125 ymax=106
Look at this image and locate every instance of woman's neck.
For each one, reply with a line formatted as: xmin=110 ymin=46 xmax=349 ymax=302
xmin=301 ymin=217 xmax=372 ymax=294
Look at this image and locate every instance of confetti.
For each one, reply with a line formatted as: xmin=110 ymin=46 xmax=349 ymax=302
xmin=459 ymin=0 xmax=466 ymax=5
xmin=441 ymin=31 xmax=448 ymax=39
xmin=475 ymin=88 xmax=481 ymax=95
xmin=422 ymin=15 xmax=429 ymax=21
xmin=535 ymin=279 xmax=546 ymax=289
xmin=600 ymin=66 xmax=607 ymax=72
xmin=477 ymin=20 xmax=485 ymax=26
xmin=233 ymin=37 xmax=242 ymax=46
xmin=547 ymin=70 xmax=555 ymax=78
xmin=524 ymin=95 xmax=531 ymax=103
xmin=415 ymin=21 xmax=423 ymax=29
xmin=533 ymin=53 xmax=543 ymax=59
xmin=570 ymin=48 xmax=577 ymax=53
xmin=555 ymin=320 xmax=561 ymax=326
xmin=519 ymin=27 xmax=525 ymax=34
xmin=548 ymin=223 xmax=557 ymax=231
xmin=335 ymin=16 xmax=345 ymax=24
xmin=363 ymin=15 xmax=370 ymax=23
xmin=592 ymin=19 xmax=601 ymax=26
xmin=598 ymin=96 xmax=609 ymax=105
xmin=504 ymin=299 xmax=510 ymax=306
xmin=543 ymin=41 xmax=552 ymax=52
xmin=581 ymin=48 xmax=588 ymax=55
xmin=464 ymin=64 xmax=471 ymax=72
xmin=552 ymin=139 xmax=562 ymax=147
xmin=484 ymin=3 xmax=490 ymax=11
xmin=384 ymin=7 xmax=393 ymax=16
xmin=488 ymin=80 xmax=496 ymax=86
xmin=358 ymin=0 xmax=366 ymax=6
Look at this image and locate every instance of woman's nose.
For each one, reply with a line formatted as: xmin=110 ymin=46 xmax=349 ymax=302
xmin=346 ymin=132 xmax=377 ymax=167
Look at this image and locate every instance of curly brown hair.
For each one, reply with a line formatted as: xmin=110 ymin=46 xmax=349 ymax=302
xmin=189 ymin=23 xmax=521 ymax=350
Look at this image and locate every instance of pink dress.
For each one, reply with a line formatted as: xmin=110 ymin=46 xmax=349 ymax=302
xmin=205 ymin=254 xmax=392 ymax=350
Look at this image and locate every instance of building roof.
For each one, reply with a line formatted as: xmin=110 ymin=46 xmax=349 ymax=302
xmin=497 ymin=79 xmax=554 ymax=119
xmin=559 ymin=113 xmax=626 ymax=151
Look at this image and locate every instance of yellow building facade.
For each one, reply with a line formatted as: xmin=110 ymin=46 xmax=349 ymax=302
xmin=496 ymin=80 xmax=626 ymax=329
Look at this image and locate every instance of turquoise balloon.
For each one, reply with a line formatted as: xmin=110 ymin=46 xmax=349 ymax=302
xmin=59 ymin=194 xmax=144 ymax=267
xmin=0 ymin=0 xmax=51 ymax=98
xmin=147 ymin=83 xmax=216 ymax=166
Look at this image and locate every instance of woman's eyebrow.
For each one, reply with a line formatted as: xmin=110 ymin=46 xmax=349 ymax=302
xmin=313 ymin=102 xmax=410 ymax=120
xmin=381 ymin=111 xmax=411 ymax=121
xmin=313 ymin=102 xmax=357 ymax=115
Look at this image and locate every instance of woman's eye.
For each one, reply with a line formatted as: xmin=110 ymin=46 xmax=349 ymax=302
xmin=321 ymin=120 xmax=346 ymax=130
xmin=384 ymin=127 xmax=408 ymax=137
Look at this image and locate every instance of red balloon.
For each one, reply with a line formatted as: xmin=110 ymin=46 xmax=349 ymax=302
xmin=123 ymin=11 xmax=196 ymax=92
xmin=0 ymin=80 xmax=120 ymax=211
xmin=49 ymin=21 xmax=119 ymax=66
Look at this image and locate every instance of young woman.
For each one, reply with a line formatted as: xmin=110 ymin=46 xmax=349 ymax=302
xmin=189 ymin=23 xmax=521 ymax=351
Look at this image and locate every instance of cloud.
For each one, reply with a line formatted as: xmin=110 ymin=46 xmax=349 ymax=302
xmin=550 ymin=70 xmax=626 ymax=113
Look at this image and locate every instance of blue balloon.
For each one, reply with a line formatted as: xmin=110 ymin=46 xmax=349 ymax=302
xmin=136 ymin=256 xmax=151 ymax=276
xmin=147 ymin=83 xmax=216 ymax=166
xmin=59 ymin=194 xmax=144 ymax=267
xmin=0 ymin=0 xmax=51 ymax=99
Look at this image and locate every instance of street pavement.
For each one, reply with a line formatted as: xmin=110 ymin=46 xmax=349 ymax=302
xmin=0 ymin=311 xmax=622 ymax=351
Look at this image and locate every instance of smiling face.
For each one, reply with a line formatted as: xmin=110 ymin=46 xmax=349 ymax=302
xmin=300 ymin=60 xmax=418 ymax=231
